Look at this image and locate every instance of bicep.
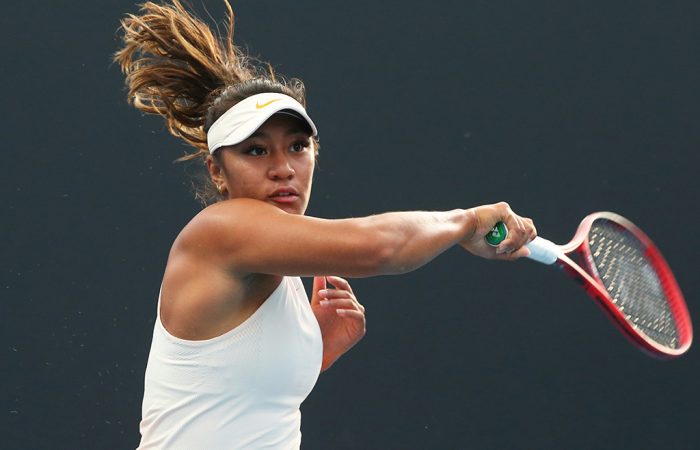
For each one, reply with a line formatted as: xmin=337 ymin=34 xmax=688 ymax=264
xmin=177 ymin=199 xmax=393 ymax=277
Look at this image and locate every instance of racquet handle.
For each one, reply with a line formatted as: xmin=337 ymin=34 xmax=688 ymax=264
xmin=485 ymin=222 xmax=560 ymax=265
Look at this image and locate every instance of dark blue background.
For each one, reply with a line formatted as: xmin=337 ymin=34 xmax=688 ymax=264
xmin=2 ymin=1 xmax=699 ymax=448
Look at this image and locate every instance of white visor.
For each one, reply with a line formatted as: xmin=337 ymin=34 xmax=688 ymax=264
xmin=207 ymin=92 xmax=318 ymax=154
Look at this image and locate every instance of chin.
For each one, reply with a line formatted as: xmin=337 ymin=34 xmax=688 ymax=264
xmin=289 ymin=206 xmax=307 ymax=215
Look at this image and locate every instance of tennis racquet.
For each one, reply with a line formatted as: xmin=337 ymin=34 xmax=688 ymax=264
xmin=487 ymin=212 xmax=693 ymax=358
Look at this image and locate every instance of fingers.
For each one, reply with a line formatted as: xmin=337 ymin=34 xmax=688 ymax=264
xmin=312 ymin=275 xmax=327 ymax=293
xmin=335 ymin=309 xmax=365 ymax=320
xmin=525 ymin=217 xmax=537 ymax=242
xmin=318 ymin=275 xmax=365 ymax=314
xmin=319 ymin=294 xmax=366 ymax=313
xmin=501 ymin=245 xmax=531 ymax=260
xmin=497 ymin=214 xmax=527 ymax=255
xmin=325 ymin=275 xmax=353 ymax=294
xmin=490 ymin=202 xmax=537 ymax=259
xmin=318 ymin=288 xmax=354 ymax=300
xmin=310 ymin=276 xmax=328 ymax=306
xmin=461 ymin=202 xmax=538 ymax=261
xmin=319 ymin=298 xmax=365 ymax=313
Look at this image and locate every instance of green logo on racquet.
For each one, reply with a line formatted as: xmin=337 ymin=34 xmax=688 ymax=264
xmin=485 ymin=222 xmax=508 ymax=246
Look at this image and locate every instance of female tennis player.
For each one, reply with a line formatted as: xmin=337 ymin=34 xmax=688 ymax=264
xmin=116 ymin=1 xmax=536 ymax=448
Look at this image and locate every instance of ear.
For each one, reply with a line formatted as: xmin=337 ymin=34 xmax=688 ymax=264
xmin=206 ymin=154 xmax=225 ymax=187
xmin=312 ymin=139 xmax=320 ymax=166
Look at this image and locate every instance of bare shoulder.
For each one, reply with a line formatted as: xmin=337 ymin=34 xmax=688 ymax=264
xmin=160 ymin=199 xmax=282 ymax=340
xmin=173 ymin=198 xmax=282 ymax=262
xmin=178 ymin=198 xmax=278 ymax=239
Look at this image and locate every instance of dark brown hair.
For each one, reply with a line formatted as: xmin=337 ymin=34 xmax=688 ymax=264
xmin=114 ymin=0 xmax=312 ymax=205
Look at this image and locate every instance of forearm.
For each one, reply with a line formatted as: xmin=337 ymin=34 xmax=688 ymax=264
xmin=367 ymin=208 xmax=475 ymax=275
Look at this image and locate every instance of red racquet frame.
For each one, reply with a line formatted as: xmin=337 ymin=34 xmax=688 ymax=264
xmin=552 ymin=212 xmax=692 ymax=358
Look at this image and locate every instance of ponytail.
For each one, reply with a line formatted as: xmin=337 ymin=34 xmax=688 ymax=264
xmin=114 ymin=0 xmax=252 ymax=153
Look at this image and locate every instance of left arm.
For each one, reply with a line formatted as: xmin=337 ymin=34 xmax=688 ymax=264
xmin=310 ymin=276 xmax=366 ymax=371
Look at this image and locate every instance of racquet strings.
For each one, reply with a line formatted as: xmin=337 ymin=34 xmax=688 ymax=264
xmin=587 ymin=219 xmax=680 ymax=349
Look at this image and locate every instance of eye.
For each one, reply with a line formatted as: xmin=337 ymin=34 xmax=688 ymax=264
xmin=290 ymin=140 xmax=311 ymax=153
xmin=245 ymin=146 xmax=267 ymax=156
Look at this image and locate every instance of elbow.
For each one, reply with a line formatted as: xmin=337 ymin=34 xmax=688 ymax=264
xmin=347 ymin=240 xmax=396 ymax=277
xmin=373 ymin=243 xmax=398 ymax=274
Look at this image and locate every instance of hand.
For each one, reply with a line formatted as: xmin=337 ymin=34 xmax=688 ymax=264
xmin=310 ymin=275 xmax=366 ymax=371
xmin=460 ymin=202 xmax=537 ymax=260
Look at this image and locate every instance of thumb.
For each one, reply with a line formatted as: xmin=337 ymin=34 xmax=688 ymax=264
xmin=310 ymin=276 xmax=327 ymax=305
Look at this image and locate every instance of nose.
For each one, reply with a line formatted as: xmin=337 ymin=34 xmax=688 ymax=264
xmin=268 ymin=150 xmax=295 ymax=180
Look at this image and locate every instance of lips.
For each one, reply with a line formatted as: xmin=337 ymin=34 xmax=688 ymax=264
xmin=268 ymin=187 xmax=299 ymax=203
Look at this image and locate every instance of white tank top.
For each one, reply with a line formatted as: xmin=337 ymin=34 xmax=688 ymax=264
xmin=137 ymin=277 xmax=323 ymax=450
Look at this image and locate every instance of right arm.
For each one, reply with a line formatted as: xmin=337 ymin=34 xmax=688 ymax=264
xmin=174 ymin=199 xmax=534 ymax=278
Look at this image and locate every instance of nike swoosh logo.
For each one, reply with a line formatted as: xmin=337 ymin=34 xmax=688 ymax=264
xmin=256 ymin=98 xmax=282 ymax=109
